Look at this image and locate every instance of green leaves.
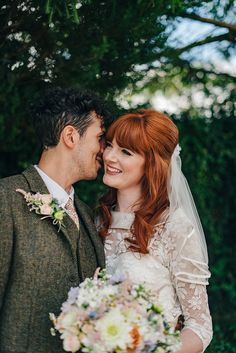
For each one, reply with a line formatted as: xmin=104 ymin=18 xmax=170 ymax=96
xmin=45 ymin=0 xmax=85 ymax=24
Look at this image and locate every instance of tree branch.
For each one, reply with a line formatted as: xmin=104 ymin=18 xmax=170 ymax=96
xmin=172 ymin=32 xmax=234 ymax=55
xmin=172 ymin=57 xmax=236 ymax=81
xmin=179 ymin=12 xmax=236 ymax=33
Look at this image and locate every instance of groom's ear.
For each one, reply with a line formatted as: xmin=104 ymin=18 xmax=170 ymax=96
xmin=60 ymin=125 xmax=78 ymax=148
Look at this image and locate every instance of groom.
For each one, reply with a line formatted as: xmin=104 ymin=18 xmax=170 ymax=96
xmin=0 ymin=88 xmax=109 ymax=353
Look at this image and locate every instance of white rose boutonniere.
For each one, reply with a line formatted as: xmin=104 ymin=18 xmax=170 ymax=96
xmin=16 ymin=189 xmax=66 ymax=230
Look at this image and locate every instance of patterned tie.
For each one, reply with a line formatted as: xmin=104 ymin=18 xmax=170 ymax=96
xmin=65 ymin=198 xmax=80 ymax=230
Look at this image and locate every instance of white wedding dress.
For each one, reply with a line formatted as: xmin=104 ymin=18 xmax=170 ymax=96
xmin=104 ymin=208 xmax=213 ymax=352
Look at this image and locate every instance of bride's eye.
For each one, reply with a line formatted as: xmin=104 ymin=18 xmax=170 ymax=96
xmin=122 ymin=149 xmax=132 ymax=156
xmin=106 ymin=141 xmax=112 ymax=148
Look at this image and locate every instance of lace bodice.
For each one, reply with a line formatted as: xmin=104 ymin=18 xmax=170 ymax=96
xmin=104 ymin=209 xmax=213 ymax=352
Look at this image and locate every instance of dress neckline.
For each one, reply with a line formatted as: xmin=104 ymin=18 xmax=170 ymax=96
xmin=110 ymin=211 xmax=135 ymax=229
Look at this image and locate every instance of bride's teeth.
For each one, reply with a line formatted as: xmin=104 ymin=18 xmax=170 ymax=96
xmin=107 ymin=166 xmax=121 ymax=173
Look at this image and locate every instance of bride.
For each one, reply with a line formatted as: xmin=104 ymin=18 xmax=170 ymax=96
xmin=98 ymin=109 xmax=213 ymax=353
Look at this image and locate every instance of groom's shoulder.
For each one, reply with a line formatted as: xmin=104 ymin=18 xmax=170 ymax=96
xmin=0 ymin=172 xmax=28 ymax=193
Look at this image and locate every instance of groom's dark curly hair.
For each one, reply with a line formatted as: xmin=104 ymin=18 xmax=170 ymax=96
xmin=30 ymin=87 xmax=111 ymax=148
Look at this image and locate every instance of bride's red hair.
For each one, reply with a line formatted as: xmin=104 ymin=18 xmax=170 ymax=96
xmin=99 ymin=109 xmax=178 ymax=253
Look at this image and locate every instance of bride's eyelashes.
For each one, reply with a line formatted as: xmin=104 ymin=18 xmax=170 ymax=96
xmin=121 ymin=149 xmax=132 ymax=156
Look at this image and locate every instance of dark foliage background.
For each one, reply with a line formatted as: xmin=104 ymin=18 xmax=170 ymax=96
xmin=0 ymin=1 xmax=236 ymax=351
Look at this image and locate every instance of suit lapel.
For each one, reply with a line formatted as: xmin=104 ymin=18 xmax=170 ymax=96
xmin=59 ymin=216 xmax=79 ymax=260
xmin=22 ymin=166 xmax=78 ymax=257
xmin=74 ymin=194 xmax=105 ymax=268
xmin=22 ymin=165 xmax=50 ymax=195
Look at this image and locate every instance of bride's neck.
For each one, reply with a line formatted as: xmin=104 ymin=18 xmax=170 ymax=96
xmin=116 ymin=189 xmax=142 ymax=213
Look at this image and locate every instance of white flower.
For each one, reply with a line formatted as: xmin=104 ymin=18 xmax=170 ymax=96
xmin=95 ymin=308 xmax=132 ymax=351
xmin=58 ymin=307 xmax=79 ymax=330
xmin=122 ymin=307 xmax=140 ymax=324
xmin=75 ymin=281 xmax=117 ymax=309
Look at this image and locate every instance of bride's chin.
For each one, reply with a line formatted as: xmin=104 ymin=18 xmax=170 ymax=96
xmin=103 ymin=176 xmax=119 ymax=189
xmin=102 ymin=175 xmax=112 ymax=187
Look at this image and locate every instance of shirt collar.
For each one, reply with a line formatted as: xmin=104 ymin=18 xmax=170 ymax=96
xmin=34 ymin=165 xmax=74 ymax=208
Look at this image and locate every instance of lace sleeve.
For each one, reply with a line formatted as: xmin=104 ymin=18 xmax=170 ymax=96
xmin=165 ymin=213 xmax=213 ymax=351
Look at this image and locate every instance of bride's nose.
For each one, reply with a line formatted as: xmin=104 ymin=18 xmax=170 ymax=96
xmin=103 ymin=148 xmax=118 ymax=162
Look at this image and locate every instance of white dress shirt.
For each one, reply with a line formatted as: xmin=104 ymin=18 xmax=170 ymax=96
xmin=34 ymin=165 xmax=74 ymax=209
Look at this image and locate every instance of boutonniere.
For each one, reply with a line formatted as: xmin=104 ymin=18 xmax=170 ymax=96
xmin=16 ymin=189 xmax=65 ymax=230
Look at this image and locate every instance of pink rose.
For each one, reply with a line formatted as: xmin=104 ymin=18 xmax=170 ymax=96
xmin=39 ymin=205 xmax=52 ymax=215
xmin=40 ymin=194 xmax=53 ymax=204
xmin=63 ymin=334 xmax=80 ymax=352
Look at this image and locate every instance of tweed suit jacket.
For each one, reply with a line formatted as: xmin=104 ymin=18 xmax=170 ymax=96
xmin=0 ymin=166 xmax=105 ymax=353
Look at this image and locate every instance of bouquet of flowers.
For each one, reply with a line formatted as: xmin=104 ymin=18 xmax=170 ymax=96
xmin=50 ymin=270 xmax=180 ymax=353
